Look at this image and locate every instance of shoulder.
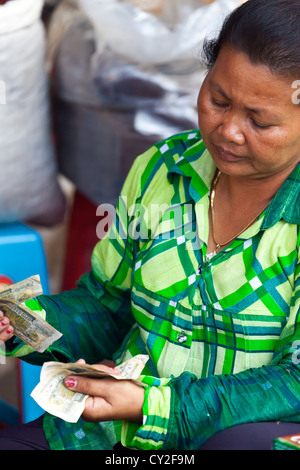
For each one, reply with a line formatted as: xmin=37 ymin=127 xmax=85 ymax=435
xmin=121 ymin=130 xmax=204 ymax=207
xmin=133 ymin=130 xmax=202 ymax=183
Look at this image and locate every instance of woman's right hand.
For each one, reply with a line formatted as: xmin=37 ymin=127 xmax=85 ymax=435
xmin=0 ymin=310 xmax=14 ymax=342
xmin=0 ymin=283 xmax=14 ymax=342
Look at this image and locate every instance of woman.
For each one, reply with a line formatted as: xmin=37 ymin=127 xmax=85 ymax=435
xmin=0 ymin=0 xmax=300 ymax=450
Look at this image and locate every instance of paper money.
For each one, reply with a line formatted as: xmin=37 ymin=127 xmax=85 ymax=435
xmin=0 ymin=275 xmax=62 ymax=353
xmin=31 ymin=368 xmax=89 ymax=423
xmin=40 ymin=354 xmax=149 ymax=384
xmin=31 ymin=355 xmax=149 ymax=423
xmin=0 ymin=275 xmax=43 ymax=302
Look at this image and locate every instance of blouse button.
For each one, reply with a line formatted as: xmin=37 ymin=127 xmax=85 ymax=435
xmin=177 ymin=333 xmax=187 ymax=343
xmin=196 ymin=265 xmax=202 ymax=275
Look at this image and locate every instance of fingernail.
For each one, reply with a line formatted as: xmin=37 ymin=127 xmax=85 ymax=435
xmin=6 ymin=329 xmax=11 ymax=335
xmin=65 ymin=378 xmax=77 ymax=388
xmin=1 ymin=321 xmax=6 ymax=326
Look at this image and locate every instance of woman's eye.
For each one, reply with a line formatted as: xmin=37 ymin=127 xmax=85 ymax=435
xmin=251 ymin=118 xmax=271 ymax=129
xmin=211 ymin=97 xmax=227 ymax=108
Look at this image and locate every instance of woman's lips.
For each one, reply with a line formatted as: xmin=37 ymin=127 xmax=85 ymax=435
xmin=215 ymin=145 xmax=245 ymax=162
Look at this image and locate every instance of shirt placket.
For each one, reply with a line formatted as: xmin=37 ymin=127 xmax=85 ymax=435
xmin=191 ymin=203 xmax=266 ymax=307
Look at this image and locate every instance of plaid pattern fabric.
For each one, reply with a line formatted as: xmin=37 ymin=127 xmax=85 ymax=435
xmin=9 ymin=130 xmax=300 ymax=450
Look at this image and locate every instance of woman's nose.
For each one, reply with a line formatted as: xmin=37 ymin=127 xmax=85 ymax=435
xmin=217 ymin=115 xmax=245 ymax=145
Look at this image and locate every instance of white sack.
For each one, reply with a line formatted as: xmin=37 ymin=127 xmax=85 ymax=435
xmin=0 ymin=0 xmax=65 ymax=225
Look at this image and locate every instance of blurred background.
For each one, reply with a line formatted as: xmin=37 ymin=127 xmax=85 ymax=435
xmin=0 ymin=0 xmax=244 ymax=421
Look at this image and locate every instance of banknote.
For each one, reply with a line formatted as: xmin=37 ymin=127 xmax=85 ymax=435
xmin=31 ymin=368 xmax=88 ymax=422
xmin=0 ymin=275 xmax=62 ymax=353
xmin=31 ymin=355 xmax=149 ymax=422
xmin=0 ymin=275 xmax=43 ymax=302
xmin=40 ymin=354 xmax=149 ymax=384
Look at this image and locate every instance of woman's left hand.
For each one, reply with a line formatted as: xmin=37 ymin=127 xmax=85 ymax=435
xmin=64 ymin=361 xmax=145 ymax=423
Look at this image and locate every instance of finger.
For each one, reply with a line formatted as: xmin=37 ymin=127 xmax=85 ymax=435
xmin=98 ymin=359 xmax=116 ymax=368
xmin=0 ymin=324 xmax=14 ymax=341
xmin=0 ymin=283 xmax=10 ymax=291
xmin=89 ymin=363 xmax=120 ymax=375
xmin=81 ymin=396 xmax=111 ymax=422
xmin=0 ymin=314 xmax=9 ymax=326
xmin=75 ymin=358 xmax=86 ymax=364
xmin=0 ymin=311 xmax=9 ymax=324
xmin=64 ymin=375 xmax=114 ymax=397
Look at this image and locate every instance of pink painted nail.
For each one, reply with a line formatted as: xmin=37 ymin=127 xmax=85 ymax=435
xmin=65 ymin=378 xmax=77 ymax=388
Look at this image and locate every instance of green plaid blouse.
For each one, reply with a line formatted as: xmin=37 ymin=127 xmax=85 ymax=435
xmin=9 ymin=130 xmax=300 ymax=450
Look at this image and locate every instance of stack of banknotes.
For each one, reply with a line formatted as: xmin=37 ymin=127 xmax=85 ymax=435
xmin=31 ymin=355 xmax=149 ymax=422
xmin=0 ymin=275 xmax=62 ymax=352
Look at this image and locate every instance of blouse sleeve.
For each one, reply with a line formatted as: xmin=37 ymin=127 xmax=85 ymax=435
xmin=3 ymin=153 xmax=149 ymax=365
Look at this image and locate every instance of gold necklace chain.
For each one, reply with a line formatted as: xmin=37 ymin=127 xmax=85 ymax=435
xmin=210 ymin=170 xmax=267 ymax=254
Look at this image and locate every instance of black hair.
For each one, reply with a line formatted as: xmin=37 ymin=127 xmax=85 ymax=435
xmin=202 ymin=0 xmax=300 ymax=79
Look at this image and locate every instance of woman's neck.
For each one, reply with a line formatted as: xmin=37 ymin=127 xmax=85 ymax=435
xmin=218 ymin=166 xmax=295 ymax=208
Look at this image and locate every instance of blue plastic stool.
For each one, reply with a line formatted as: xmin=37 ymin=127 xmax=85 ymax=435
xmin=0 ymin=222 xmax=49 ymax=425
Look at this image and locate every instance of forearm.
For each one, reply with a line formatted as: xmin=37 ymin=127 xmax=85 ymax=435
xmin=5 ymin=271 xmax=134 ymax=365
xmin=123 ymin=360 xmax=300 ymax=451
xmin=167 ymin=362 xmax=300 ymax=449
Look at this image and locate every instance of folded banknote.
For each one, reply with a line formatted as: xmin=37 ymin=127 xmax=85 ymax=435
xmin=0 ymin=275 xmax=62 ymax=352
xmin=31 ymin=354 xmax=149 ymax=422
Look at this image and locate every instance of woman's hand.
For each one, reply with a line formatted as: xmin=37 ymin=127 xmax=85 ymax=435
xmin=64 ymin=361 xmax=145 ymax=423
xmin=0 ymin=283 xmax=14 ymax=342
xmin=0 ymin=310 xmax=14 ymax=342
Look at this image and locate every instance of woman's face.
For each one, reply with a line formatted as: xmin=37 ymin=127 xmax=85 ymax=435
xmin=197 ymin=44 xmax=300 ymax=180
